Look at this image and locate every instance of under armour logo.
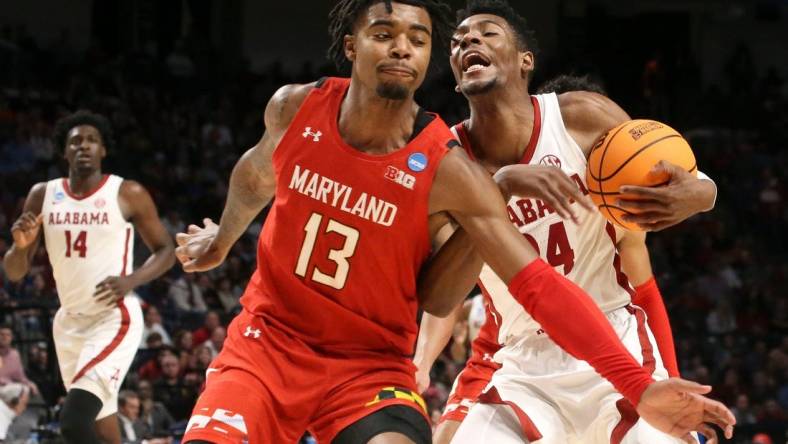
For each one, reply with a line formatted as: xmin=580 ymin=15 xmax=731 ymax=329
xmin=302 ymin=127 xmax=322 ymax=142
xmin=482 ymin=353 xmax=494 ymax=362
xmin=243 ymin=326 xmax=261 ymax=338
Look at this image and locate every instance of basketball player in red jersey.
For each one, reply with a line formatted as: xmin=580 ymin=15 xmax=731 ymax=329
xmin=3 ymin=111 xmax=175 ymax=444
xmin=175 ymin=1 xmax=733 ymax=443
xmin=413 ymin=1 xmax=722 ymax=442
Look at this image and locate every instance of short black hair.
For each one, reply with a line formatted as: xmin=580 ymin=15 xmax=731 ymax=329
xmin=328 ymin=0 xmax=454 ymax=70
xmin=52 ymin=110 xmax=115 ymax=152
xmin=536 ymin=74 xmax=607 ymax=96
xmin=456 ymin=0 xmax=539 ymax=56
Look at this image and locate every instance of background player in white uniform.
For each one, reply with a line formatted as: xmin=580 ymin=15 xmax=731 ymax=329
xmin=3 ymin=110 xmax=175 ymax=444
xmin=414 ymin=1 xmax=723 ymax=442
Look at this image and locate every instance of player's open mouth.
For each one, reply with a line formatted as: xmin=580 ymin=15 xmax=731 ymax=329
xmin=462 ymin=51 xmax=491 ymax=73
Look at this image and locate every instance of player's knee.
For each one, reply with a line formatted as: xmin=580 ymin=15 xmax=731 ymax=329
xmin=60 ymin=389 xmax=102 ymax=444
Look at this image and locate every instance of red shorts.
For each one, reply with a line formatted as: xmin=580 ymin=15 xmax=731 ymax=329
xmin=439 ymin=360 xmax=497 ymax=424
xmin=183 ymin=309 xmax=427 ymax=443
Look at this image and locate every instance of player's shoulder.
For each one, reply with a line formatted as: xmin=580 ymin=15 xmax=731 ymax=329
xmin=557 ymin=91 xmax=620 ymax=124
xmin=24 ymin=181 xmax=48 ymax=213
xmin=431 ymin=148 xmax=491 ymax=211
xmin=557 ymin=91 xmax=629 ymax=153
xmin=264 ymin=81 xmax=320 ymax=132
xmin=119 ymin=179 xmax=153 ymax=202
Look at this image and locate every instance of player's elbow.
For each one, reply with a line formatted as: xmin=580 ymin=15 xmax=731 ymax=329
xmin=420 ymin=297 xmax=455 ymax=318
xmin=2 ymin=256 xmax=27 ymax=283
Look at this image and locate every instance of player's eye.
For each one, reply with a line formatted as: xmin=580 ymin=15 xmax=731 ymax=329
xmin=373 ymin=33 xmax=390 ymax=40
xmin=483 ymin=32 xmax=498 ymax=37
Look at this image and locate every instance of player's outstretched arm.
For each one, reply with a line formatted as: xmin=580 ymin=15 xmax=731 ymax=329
xmin=176 ymin=83 xmax=314 ymax=272
xmin=3 ymin=183 xmax=46 ymax=282
xmin=618 ymin=230 xmax=680 ymax=377
xmin=430 ymin=150 xmax=735 ymax=439
xmin=95 ymin=181 xmax=176 ymax=304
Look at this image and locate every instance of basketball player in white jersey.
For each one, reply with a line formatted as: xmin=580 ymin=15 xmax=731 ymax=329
xmin=413 ymin=1 xmax=724 ymax=443
xmin=3 ymin=110 xmax=175 ymax=444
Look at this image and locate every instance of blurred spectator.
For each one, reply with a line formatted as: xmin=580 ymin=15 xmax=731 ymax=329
xmin=137 ymin=379 xmax=174 ymax=439
xmin=731 ymin=394 xmax=757 ymax=425
xmin=0 ymin=384 xmax=28 ymax=441
xmin=191 ymin=311 xmax=220 ymax=346
xmin=168 ymin=273 xmax=207 ymax=314
xmin=0 ymin=326 xmax=36 ymax=394
xmin=203 ymin=327 xmax=226 ymax=359
xmin=152 ymin=354 xmax=197 ymax=422
xmin=118 ymin=389 xmax=148 ymax=443
xmin=141 ymin=306 xmax=172 ymax=349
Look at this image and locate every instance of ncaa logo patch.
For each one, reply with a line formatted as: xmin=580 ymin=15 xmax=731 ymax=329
xmin=407 ymin=152 xmax=428 ymax=172
xmin=54 ymin=191 xmax=65 ymax=202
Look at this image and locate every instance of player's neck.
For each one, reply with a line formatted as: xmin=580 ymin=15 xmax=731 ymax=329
xmin=466 ymin=90 xmax=535 ymax=169
xmin=338 ymin=81 xmax=421 ymax=155
xmin=67 ymin=170 xmax=105 ymax=196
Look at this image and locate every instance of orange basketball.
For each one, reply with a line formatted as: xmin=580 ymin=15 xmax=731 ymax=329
xmin=586 ymin=119 xmax=696 ymax=231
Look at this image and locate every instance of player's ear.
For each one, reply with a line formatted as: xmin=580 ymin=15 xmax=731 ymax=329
xmin=344 ymin=34 xmax=356 ymax=63
xmin=520 ymin=51 xmax=534 ymax=80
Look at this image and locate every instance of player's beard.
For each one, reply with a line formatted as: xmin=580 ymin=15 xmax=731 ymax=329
xmin=461 ymin=77 xmax=498 ymax=96
xmin=376 ymin=82 xmax=409 ymax=100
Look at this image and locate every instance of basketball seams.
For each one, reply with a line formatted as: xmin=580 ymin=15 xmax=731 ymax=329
xmin=596 ymin=134 xmax=684 ymax=182
xmin=596 ymin=121 xmax=635 ymax=228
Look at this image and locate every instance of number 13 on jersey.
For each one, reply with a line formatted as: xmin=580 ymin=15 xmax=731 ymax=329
xmin=294 ymin=213 xmax=359 ymax=290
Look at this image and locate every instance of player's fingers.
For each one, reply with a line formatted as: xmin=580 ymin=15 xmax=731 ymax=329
xmin=203 ymin=218 xmax=216 ymax=227
xmin=174 ymin=246 xmax=193 ymax=264
xmin=557 ymin=182 xmax=590 ymax=215
xmin=175 ymin=232 xmax=192 ymax=246
xmin=615 ymin=198 xmax=668 ymax=213
xmin=618 ymin=185 xmax=667 ymax=200
xmin=702 ymin=398 xmax=736 ymax=428
xmin=622 ymin=212 xmax=669 ymax=224
xmin=34 ymin=213 xmax=44 ymax=226
xmin=679 ymin=433 xmax=694 ymax=444
xmin=546 ymin=188 xmax=574 ymax=221
xmin=638 ymin=220 xmax=678 ymax=232
xmin=668 ymin=378 xmax=713 ymax=394
xmin=187 ymin=224 xmax=203 ymax=234
xmin=697 ymin=424 xmax=717 ymax=444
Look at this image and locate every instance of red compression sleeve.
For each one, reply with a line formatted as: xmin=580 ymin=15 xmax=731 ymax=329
xmin=508 ymin=260 xmax=654 ymax=405
xmin=633 ymin=277 xmax=679 ymax=377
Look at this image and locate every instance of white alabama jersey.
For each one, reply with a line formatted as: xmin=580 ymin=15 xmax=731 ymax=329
xmin=453 ymin=93 xmax=634 ymax=360
xmin=42 ymin=175 xmax=134 ymax=316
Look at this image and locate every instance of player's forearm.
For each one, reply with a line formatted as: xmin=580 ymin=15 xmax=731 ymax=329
xmin=634 ymin=278 xmax=680 ymax=377
xmin=508 ymin=261 xmax=654 ymax=405
xmin=2 ymin=246 xmax=33 ymax=282
xmin=413 ymin=306 xmax=464 ymax=370
xmin=418 ymin=228 xmax=482 ymax=317
xmin=215 ymin=149 xmax=274 ymax=251
xmin=126 ymin=244 xmax=175 ymax=288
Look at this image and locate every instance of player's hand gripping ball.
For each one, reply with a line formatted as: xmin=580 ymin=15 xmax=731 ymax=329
xmin=586 ymin=120 xmax=696 ymax=231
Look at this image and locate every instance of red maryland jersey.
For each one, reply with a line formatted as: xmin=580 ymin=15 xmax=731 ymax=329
xmin=240 ymin=77 xmax=455 ymax=357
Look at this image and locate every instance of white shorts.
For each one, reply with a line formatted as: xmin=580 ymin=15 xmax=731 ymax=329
xmin=452 ymin=305 xmax=690 ymax=444
xmin=53 ymin=295 xmax=143 ymax=419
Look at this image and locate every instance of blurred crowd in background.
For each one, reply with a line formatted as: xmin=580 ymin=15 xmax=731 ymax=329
xmin=0 ymin=15 xmax=786 ymax=444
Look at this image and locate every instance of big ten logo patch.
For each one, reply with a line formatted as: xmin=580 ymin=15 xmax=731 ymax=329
xmin=365 ymin=387 xmax=427 ymax=414
xmin=186 ymin=407 xmax=249 ymax=442
xmin=385 ymin=166 xmax=416 ymax=190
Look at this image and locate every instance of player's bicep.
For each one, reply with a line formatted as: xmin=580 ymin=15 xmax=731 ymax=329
xmin=434 ymin=151 xmax=538 ymax=283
